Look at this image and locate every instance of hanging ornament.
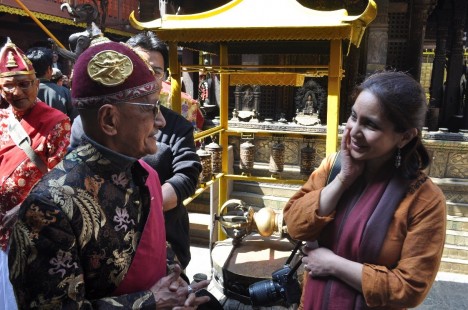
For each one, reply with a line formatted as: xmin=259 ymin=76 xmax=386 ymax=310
xmin=196 ymin=142 xmax=212 ymax=184
xmin=206 ymin=137 xmax=222 ymax=174
xmin=269 ymin=137 xmax=285 ymax=175
xmin=300 ymin=140 xmax=315 ymax=178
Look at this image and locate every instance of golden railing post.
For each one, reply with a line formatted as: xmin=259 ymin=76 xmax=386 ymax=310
xmin=218 ymin=43 xmax=229 ymax=241
xmin=167 ymin=42 xmax=181 ymax=114
xmin=326 ymin=39 xmax=342 ymax=156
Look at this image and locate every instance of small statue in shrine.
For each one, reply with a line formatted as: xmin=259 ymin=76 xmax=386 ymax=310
xmin=231 ymin=108 xmax=239 ymax=121
xmin=242 ymin=87 xmax=254 ymax=111
xmin=234 ymin=85 xmax=260 ymax=121
xmin=303 ymin=94 xmax=317 ymax=115
xmin=250 ymin=109 xmax=259 ymax=123
xmin=294 ymin=79 xmax=326 ymax=126
xmin=277 ymin=112 xmax=288 ymax=123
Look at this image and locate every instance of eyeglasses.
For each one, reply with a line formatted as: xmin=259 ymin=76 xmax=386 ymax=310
xmin=1 ymin=80 xmax=36 ymax=93
xmin=120 ymin=100 xmax=161 ymax=117
xmin=153 ymin=68 xmax=165 ymax=81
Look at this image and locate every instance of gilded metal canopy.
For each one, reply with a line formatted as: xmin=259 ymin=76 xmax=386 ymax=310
xmin=129 ymin=0 xmax=377 ymax=51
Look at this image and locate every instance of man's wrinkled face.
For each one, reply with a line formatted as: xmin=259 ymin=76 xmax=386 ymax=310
xmin=0 ymin=74 xmax=38 ymax=111
xmin=112 ymin=92 xmax=166 ymax=158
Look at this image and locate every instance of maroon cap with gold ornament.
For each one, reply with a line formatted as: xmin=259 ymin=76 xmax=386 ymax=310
xmin=72 ymin=38 xmax=157 ymax=108
xmin=0 ymin=38 xmax=35 ymax=78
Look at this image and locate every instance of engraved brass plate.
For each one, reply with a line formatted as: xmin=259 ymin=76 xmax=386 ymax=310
xmin=87 ymin=50 xmax=133 ymax=86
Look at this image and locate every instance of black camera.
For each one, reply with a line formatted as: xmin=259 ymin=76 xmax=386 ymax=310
xmin=248 ymin=241 xmax=303 ymax=307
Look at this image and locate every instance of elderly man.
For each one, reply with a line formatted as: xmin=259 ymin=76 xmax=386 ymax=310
xmin=8 ymin=38 xmax=209 ymax=309
xmin=70 ymin=31 xmax=202 ymax=270
xmin=0 ymin=39 xmax=71 ymax=309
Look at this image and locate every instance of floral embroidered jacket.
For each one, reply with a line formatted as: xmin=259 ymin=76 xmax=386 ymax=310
xmin=8 ymin=138 xmax=164 ymax=309
xmin=0 ymin=101 xmax=70 ymax=250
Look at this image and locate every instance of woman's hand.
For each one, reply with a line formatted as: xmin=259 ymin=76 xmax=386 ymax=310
xmin=302 ymin=246 xmax=364 ymax=292
xmin=302 ymin=247 xmax=337 ymax=277
xmin=338 ymin=128 xmax=364 ymax=187
xmin=150 ymin=264 xmax=211 ymax=309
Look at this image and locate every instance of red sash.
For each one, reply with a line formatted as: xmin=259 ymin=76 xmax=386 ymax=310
xmin=0 ymin=101 xmax=67 ymax=179
xmin=113 ymin=160 xmax=167 ymax=295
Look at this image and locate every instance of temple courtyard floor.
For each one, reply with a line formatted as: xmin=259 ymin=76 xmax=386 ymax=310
xmin=186 ymin=241 xmax=468 ymax=310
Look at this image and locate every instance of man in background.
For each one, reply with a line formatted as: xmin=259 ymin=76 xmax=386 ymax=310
xmin=26 ymin=47 xmax=78 ymax=121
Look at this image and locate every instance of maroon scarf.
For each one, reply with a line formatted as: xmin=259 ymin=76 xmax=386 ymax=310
xmin=303 ymin=166 xmax=408 ymax=310
xmin=113 ymin=160 xmax=167 ymax=295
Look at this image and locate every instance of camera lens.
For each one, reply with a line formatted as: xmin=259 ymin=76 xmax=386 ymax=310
xmin=248 ymin=279 xmax=281 ymax=306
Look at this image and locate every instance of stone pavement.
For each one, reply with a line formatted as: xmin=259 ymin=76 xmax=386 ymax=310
xmin=413 ymin=272 xmax=468 ymax=309
xmin=186 ymin=242 xmax=468 ymax=310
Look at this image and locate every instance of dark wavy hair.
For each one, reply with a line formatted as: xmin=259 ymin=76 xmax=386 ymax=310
xmin=26 ymin=47 xmax=53 ymax=77
xmin=352 ymin=71 xmax=430 ymax=179
xmin=126 ymin=31 xmax=168 ymax=71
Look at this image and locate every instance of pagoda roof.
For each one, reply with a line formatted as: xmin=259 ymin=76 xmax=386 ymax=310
xmin=129 ymin=0 xmax=377 ymax=53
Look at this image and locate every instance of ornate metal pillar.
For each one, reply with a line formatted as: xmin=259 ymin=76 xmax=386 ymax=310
xmin=407 ymin=0 xmax=437 ymax=80
xmin=429 ymin=3 xmax=449 ymax=109
xmin=442 ymin=0 xmax=468 ymax=131
xmin=365 ymin=0 xmax=389 ymax=74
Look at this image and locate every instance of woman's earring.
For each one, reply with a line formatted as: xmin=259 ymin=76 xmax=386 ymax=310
xmin=395 ymin=148 xmax=401 ymax=168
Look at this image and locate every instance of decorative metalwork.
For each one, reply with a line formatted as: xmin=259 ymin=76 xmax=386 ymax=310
xmin=234 ymin=85 xmax=261 ymax=122
xmin=196 ymin=143 xmax=212 ymax=184
xmin=217 ymin=199 xmax=285 ymax=245
xmin=269 ymin=136 xmax=285 ymax=175
xmin=300 ymin=140 xmax=315 ymax=177
xmin=240 ymin=133 xmax=255 ymax=175
xmin=206 ymin=137 xmax=222 ymax=174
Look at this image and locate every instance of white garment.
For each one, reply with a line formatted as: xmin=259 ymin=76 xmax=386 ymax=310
xmin=0 ymin=249 xmax=17 ymax=310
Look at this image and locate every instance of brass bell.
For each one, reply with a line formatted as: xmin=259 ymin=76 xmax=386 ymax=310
xmin=218 ymin=199 xmax=285 ymax=243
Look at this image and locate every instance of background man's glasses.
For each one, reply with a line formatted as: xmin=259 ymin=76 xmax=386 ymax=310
xmin=121 ymin=100 xmax=161 ymax=117
xmin=1 ymin=80 xmax=35 ymax=93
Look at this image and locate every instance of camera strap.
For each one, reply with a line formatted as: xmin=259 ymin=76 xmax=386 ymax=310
xmin=326 ymin=151 xmax=341 ymax=185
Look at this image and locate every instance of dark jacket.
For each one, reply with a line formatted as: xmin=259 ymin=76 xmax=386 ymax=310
xmin=38 ymin=79 xmax=78 ymax=121
xmin=143 ymin=105 xmax=201 ymax=268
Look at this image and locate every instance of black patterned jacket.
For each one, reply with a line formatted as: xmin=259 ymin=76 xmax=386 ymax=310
xmin=9 ymin=138 xmax=162 ymax=309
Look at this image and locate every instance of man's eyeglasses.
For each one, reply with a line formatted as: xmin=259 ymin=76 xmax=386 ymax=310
xmin=1 ymin=80 xmax=36 ymax=93
xmin=153 ymin=68 xmax=165 ymax=82
xmin=120 ymin=100 xmax=161 ymax=117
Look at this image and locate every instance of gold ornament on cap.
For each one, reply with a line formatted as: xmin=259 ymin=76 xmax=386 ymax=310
xmin=6 ymin=51 xmax=17 ymax=68
xmin=87 ymin=50 xmax=133 ymax=86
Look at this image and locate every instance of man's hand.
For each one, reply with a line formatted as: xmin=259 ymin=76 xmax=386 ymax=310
xmin=150 ymin=264 xmax=211 ymax=309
